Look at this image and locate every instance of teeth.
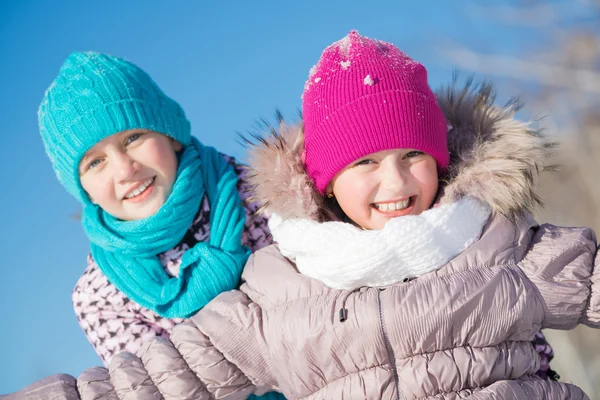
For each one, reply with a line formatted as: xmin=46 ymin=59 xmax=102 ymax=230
xmin=125 ymin=178 xmax=153 ymax=199
xmin=374 ymin=199 xmax=410 ymax=212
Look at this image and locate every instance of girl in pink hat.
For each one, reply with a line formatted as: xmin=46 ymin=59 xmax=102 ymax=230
xmin=13 ymin=31 xmax=599 ymax=400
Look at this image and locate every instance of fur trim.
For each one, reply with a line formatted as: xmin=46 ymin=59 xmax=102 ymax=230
xmin=244 ymin=113 xmax=323 ymax=221
xmin=245 ymin=80 xmax=557 ymax=221
xmin=438 ymin=79 xmax=557 ymax=220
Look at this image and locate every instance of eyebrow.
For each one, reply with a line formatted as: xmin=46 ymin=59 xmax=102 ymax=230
xmin=79 ymin=151 xmax=97 ymax=171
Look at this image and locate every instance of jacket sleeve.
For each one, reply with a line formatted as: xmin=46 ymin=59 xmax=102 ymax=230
xmin=70 ymin=288 xmax=280 ymax=400
xmin=1 ymin=374 xmax=81 ymax=400
xmin=4 ymin=291 xmax=282 ymax=400
xmin=519 ymin=223 xmax=600 ymax=329
xmin=584 ymin=240 xmax=600 ymax=326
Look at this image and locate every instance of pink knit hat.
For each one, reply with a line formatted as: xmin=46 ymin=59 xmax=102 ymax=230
xmin=302 ymin=31 xmax=449 ymax=194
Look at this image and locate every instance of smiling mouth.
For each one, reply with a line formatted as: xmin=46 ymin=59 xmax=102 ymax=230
xmin=371 ymin=196 xmax=415 ymax=215
xmin=124 ymin=177 xmax=155 ymax=200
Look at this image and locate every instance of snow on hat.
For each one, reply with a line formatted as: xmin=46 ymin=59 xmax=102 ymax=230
xmin=302 ymin=30 xmax=449 ymax=193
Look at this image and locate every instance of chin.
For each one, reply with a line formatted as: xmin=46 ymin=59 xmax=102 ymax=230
xmin=129 ymin=201 xmax=165 ymax=221
xmin=362 ymin=219 xmax=387 ymax=231
xmin=373 ymin=222 xmax=388 ymax=230
xmin=145 ymin=202 xmax=165 ymax=218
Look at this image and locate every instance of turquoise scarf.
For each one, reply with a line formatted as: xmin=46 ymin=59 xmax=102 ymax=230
xmin=82 ymin=138 xmax=250 ymax=318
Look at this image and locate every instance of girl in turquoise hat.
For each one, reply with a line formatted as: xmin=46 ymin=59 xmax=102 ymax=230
xmin=37 ymin=52 xmax=276 ymax=389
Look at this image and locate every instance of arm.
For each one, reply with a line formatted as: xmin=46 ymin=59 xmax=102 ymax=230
xmin=7 ymin=258 xmax=282 ymax=400
xmin=70 ymin=288 xmax=279 ymax=400
xmin=519 ymin=224 xmax=599 ymax=329
xmin=73 ymin=257 xmax=181 ymax=365
xmin=2 ymin=374 xmax=80 ymax=400
xmin=584 ymin=242 xmax=600 ymax=326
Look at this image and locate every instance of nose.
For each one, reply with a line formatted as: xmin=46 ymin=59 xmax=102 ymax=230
xmin=112 ymin=151 xmax=141 ymax=182
xmin=380 ymin=161 xmax=408 ymax=192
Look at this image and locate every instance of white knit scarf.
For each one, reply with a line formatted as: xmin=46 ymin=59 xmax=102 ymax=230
xmin=268 ymin=197 xmax=491 ymax=290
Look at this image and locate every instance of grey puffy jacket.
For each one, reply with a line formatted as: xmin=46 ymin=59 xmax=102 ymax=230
xmin=5 ymin=83 xmax=599 ymax=400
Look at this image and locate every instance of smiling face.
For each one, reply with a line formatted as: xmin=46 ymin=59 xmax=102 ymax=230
xmin=327 ymin=148 xmax=439 ymax=230
xmin=79 ymin=129 xmax=182 ymax=221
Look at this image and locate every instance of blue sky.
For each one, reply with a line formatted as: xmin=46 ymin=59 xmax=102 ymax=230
xmin=0 ymin=0 xmax=585 ymax=394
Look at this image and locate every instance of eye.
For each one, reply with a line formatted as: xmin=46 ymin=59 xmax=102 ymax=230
xmin=87 ymin=158 xmax=103 ymax=170
xmin=404 ymin=151 xmax=424 ymax=159
xmin=125 ymin=132 xmax=142 ymax=145
xmin=354 ymin=158 xmax=376 ymax=167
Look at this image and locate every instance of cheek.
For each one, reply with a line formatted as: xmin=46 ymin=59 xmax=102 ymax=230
xmin=145 ymin=141 xmax=179 ymax=179
xmin=81 ymin=174 xmax=114 ymax=205
xmin=411 ymin=162 xmax=439 ymax=203
xmin=332 ymin=173 xmax=373 ymax=217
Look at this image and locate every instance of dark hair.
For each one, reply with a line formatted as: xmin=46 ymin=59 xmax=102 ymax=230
xmin=321 ymin=196 xmax=354 ymax=224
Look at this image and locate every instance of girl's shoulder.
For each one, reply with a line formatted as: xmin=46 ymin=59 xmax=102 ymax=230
xmin=221 ymin=153 xmax=273 ymax=252
xmin=222 ymin=153 xmax=252 ymax=199
xmin=520 ymin=222 xmax=598 ymax=266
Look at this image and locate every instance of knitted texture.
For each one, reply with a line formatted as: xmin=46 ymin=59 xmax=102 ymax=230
xmin=82 ymin=139 xmax=250 ymax=318
xmin=38 ymin=51 xmax=191 ymax=204
xmin=302 ymin=31 xmax=449 ymax=193
xmin=268 ymin=197 xmax=490 ymax=290
xmin=72 ymin=157 xmax=272 ymax=366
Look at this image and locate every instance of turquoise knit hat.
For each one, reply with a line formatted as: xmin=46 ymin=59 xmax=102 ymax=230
xmin=38 ymin=52 xmax=191 ymax=204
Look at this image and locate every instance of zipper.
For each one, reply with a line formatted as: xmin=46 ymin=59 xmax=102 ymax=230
xmin=378 ymin=289 xmax=406 ymax=400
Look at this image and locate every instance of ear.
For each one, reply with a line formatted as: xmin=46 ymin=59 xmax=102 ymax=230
xmin=171 ymin=139 xmax=182 ymax=152
xmin=325 ymin=182 xmax=333 ymax=196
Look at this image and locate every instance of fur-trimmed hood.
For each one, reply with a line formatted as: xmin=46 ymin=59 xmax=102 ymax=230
xmin=246 ymin=81 xmax=556 ymax=222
